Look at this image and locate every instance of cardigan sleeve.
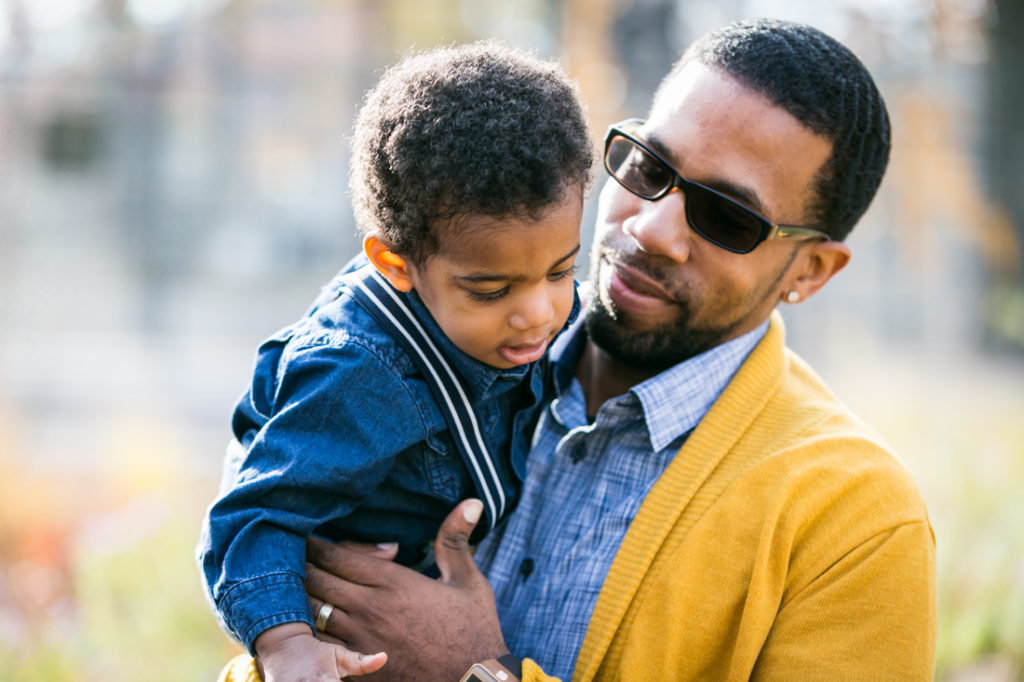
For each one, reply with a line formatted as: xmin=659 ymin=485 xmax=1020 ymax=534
xmin=521 ymin=658 xmax=562 ymax=682
xmin=750 ymin=520 xmax=937 ymax=681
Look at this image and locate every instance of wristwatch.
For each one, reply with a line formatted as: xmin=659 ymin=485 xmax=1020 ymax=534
xmin=459 ymin=654 xmax=522 ymax=682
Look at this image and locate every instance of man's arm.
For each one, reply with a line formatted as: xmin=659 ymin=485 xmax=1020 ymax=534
xmin=304 ymin=500 xmax=545 ymax=682
xmin=749 ymin=521 xmax=937 ymax=680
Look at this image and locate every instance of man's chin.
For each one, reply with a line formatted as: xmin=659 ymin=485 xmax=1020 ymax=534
xmin=585 ymin=307 xmax=688 ymax=372
xmin=584 ymin=300 xmax=731 ymax=371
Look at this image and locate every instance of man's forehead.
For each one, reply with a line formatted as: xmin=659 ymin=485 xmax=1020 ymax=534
xmin=642 ymin=60 xmax=833 ymax=224
xmin=647 ymin=61 xmax=829 ymax=155
xmin=648 ymin=63 xmax=759 ymax=138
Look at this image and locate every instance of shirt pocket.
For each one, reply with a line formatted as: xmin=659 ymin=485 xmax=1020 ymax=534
xmin=419 ymin=430 xmax=472 ymax=504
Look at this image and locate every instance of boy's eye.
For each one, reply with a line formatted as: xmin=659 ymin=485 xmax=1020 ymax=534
xmin=549 ymin=264 xmax=578 ymax=281
xmin=466 ymin=286 xmax=509 ymax=302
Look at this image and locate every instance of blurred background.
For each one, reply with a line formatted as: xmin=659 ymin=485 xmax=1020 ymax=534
xmin=0 ymin=0 xmax=1022 ymax=679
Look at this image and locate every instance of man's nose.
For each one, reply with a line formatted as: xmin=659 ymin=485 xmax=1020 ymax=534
xmin=622 ymin=188 xmax=692 ymax=262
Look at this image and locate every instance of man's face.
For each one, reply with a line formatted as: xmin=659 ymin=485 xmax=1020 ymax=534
xmin=587 ymin=61 xmax=833 ymax=370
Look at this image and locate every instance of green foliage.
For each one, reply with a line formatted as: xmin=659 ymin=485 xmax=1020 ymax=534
xmin=0 ymin=498 xmax=239 ymax=682
xmin=931 ymin=415 xmax=1024 ymax=679
xmin=73 ymin=514 xmax=237 ymax=680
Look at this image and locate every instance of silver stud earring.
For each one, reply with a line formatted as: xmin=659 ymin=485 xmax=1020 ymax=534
xmin=785 ymin=291 xmax=800 ymax=303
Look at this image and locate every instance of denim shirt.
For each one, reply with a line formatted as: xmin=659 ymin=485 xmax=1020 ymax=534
xmin=197 ymin=261 xmax=578 ymax=652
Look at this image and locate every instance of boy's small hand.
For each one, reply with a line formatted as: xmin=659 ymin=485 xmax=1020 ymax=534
xmin=254 ymin=622 xmax=387 ymax=681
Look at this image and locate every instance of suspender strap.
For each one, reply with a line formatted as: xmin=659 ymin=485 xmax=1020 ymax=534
xmin=347 ymin=268 xmax=506 ymax=531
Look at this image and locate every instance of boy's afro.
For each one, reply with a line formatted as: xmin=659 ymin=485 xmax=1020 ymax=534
xmin=350 ymin=41 xmax=593 ymax=265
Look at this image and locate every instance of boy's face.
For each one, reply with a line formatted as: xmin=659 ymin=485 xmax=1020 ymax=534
xmin=406 ymin=191 xmax=583 ymax=369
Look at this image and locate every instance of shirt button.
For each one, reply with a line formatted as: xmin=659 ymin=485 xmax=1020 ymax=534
xmin=568 ymin=443 xmax=586 ymax=463
xmin=519 ymin=557 xmax=535 ymax=580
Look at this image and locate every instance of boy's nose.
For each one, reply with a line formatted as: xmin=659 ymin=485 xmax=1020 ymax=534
xmin=509 ymin=290 xmax=555 ymax=331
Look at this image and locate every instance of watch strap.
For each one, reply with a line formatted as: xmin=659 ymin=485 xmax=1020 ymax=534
xmin=460 ymin=655 xmax=522 ymax=682
xmin=497 ymin=654 xmax=522 ymax=679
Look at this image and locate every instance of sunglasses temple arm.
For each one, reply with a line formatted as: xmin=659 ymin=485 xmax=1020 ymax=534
xmin=772 ymin=225 xmax=831 ymax=241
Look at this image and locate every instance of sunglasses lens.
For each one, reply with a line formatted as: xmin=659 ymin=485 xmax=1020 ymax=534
xmin=606 ymin=136 xmax=672 ymax=199
xmin=605 ymin=129 xmax=770 ymax=253
xmin=686 ymin=186 xmax=766 ymax=253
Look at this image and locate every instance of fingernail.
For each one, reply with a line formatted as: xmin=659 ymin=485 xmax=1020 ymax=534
xmin=377 ymin=542 xmax=397 ymax=551
xmin=463 ymin=499 xmax=483 ymax=525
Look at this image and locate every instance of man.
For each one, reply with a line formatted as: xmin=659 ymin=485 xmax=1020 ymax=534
xmin=227 ymin=17 xmax=937 ymax=682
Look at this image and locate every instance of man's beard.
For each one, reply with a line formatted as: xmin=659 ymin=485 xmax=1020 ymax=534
xmin=584 ymin=294 xmax=734 ymax=373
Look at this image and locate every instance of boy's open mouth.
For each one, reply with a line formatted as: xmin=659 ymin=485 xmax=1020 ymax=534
xmin=498 ymin=337 xmax=549 ymax=365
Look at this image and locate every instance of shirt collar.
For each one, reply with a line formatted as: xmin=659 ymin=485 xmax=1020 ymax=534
xmin=550 ymin=314 xmax=769 ymax=452
xmin=633 ymin=321 xmax=768 ymax=451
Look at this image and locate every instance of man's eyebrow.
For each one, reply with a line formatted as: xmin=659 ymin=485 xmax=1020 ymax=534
xmin=645 ymin=131 xmax=769 ymax=216
xmin=454 ymin=243 xmax=581 ymax=283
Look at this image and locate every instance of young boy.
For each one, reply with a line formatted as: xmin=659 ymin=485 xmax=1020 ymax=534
xmin=197 ymin=42 xmax=593 ymax=680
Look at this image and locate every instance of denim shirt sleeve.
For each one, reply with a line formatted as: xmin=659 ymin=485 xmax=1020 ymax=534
xmin=198 ymin=325 xmax=427 ymax=653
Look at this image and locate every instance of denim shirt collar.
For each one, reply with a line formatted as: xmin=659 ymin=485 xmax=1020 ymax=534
xmin=549 ymin=314 xmax=769 ymax=452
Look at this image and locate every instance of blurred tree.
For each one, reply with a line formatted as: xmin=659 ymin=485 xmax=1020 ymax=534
xmin=984 ymin=0 xmax=1024 ymax=350
xmin=987 ymin=0 xmax=1024 ymax=271
xmin=610 ymin=0 xmax=679 ymax=114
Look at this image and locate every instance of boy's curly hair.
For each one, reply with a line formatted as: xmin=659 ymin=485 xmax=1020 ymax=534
xmin=349 ymin=41 xmax=593 ymax=265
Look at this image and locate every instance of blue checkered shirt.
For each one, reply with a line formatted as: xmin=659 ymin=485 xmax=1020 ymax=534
xmin=473 ymin=316 xmax=769 ymax=679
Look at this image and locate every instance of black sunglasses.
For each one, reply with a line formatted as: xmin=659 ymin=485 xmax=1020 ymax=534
xmin=604 ymin=119 xmax=831 ymax=254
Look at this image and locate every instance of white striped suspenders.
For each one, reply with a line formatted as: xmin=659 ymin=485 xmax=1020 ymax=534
xmin=347 ymin=268 xmax=506 ymax=532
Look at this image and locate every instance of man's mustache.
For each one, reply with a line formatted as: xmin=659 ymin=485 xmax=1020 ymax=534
xmin=597 ymin=242 xmax=686 ymax=303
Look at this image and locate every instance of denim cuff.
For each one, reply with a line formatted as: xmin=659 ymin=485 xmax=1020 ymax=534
xmin=218 ymin=571 xmax=314 ymax=654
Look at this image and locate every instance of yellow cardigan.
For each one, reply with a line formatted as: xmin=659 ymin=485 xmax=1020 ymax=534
xmin=218 ymin=313 xmax=937 ymax=681
xmin=528 ymin=312 xmax=936 ymax=681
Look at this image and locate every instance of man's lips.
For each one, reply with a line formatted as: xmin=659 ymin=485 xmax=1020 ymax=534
xmin=604 ymin=259 xmax=679 ymax=314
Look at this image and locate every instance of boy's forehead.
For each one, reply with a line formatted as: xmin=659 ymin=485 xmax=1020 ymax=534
xmin=428 ymin=214 xmax=510 ymax=263
xmin=428 ymin=199 xmax=583 ymax=272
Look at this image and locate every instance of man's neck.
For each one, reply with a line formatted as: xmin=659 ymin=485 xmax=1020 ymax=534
xmin=575 ymin=339 xmax=661 ymax=418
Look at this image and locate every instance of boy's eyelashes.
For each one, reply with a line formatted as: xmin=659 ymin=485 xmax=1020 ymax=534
xmin=463 ymin=265 xmax=578 ymax=303
xmin=550 ymin=264 xmax=578 ymax=281
xmin=466 ymin=287 xmax=510 ymax=302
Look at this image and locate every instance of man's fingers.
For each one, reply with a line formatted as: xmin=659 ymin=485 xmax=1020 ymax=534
xmin=304 ymin=560 xmax=369 ymax=618
xmin=332 ymin=538 xmax=400 ymax=559
xmin=309 ymin=595 xmax=367 ymax=650
xmin=434 ymin=498 xmax=483 ymax=586
xmin=306 ymin=536 xmax=392 ymax=587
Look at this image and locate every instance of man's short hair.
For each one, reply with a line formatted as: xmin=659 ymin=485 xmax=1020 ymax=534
xmin=350 ymin=41 xmax=593 ymax=265
xmin=661 ymin=18 xmax=890 ymax=241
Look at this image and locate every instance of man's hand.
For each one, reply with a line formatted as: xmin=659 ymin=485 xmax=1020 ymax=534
xmin=304 ymin=499 xmax=510 ymax=681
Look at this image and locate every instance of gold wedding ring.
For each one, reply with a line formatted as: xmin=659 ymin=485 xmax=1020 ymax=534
xmin=314 ymin=602 xmax=335 ymax=632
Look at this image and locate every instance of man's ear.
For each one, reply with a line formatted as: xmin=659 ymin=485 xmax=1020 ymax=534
xmin=364 ymin=234 xmax=414 ymax=292
xmin=784 ymin=240 xmax=851 ymax=303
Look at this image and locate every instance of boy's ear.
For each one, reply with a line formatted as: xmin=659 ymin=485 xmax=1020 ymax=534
xmin=364 ymin=234 xmax=414 ymax=292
